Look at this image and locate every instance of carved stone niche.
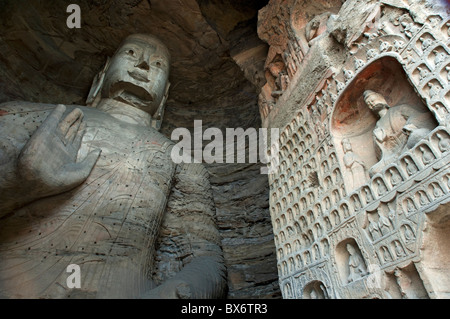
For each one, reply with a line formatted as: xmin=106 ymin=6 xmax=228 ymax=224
xmin=303 ymin=280 xmax=328 ymax=299
xmin=283 ymin=282 xmax=294 ymax=299
xmin=384 ymin=263 xmax=429 ymax=299
xmin=335 ymin=238 xmax=368 ymax=285
xmin=331 ymin=57 xmax=438 ymax=192
xmin=419 ymin=191 xmax=450 ymax=298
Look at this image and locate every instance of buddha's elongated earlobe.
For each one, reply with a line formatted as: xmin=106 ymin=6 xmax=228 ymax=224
xmin=152 ymin=81 xmax=170 ymax=131
xmin=86 ymin=57 xmax=111 ymax=107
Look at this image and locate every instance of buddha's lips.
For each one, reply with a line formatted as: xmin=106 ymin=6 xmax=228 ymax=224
xmin=128 ymin=69 xmax=150 ymax=83
xmin=110 ymin=81 xmax=154 ymax=102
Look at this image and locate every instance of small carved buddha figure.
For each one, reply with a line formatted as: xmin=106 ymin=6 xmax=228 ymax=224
xmin=341 ymin=138 xmax=369 ymax=190
xmin=376 ymin=179 xmax=388 ymax=196
xmin=378 ymin=212 xmax=392 ymax=236
xmin=406 ymin=198 xmax=416 ymax=214
xmin=363 ymin=90 xmax=435 ymax=176
xmin=405 ymin=157 xmax=418 ymax=175
xmin=394 ymin=241 xmax=405 ymax=258
xmin=325 ymin=217 xmax=332 ymax=231
xmin=352 ymin=195 xmax=362 ymax=211
xmin=368 ymin=216 xmax=381 ymax=241
xmin=381 ymin=246 xmax=393 ymax=263
xmin=436 ymin=132 xmax=449 ymax=152
xmin=0 ymin=34 xmax=226 ymax=299
xmin=419 ymin=146 xmax=435 ymax=165
xmin=346 ymin=244 xmax=366 ymax=283
xmin=432 ymin=183 xmax=443 ymax=198
xmin=364 ymin=187 xmax=373 ymax=203
xmin=403 ymin=225 xmax=415 ymax=244
xmin=419 ymin=191 xmax=430 ymax=206
xmin=389 ymin=168 xmax=403 ymax=187
xmin=342 ymin=203 xmax=350 ymax=218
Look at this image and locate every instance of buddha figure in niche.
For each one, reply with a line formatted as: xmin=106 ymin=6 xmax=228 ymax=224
xmin=341 ymin=138 xmax=369 ymax=190
xmin=0 ymin=34 xmax=226 ymax=299
xmin=346 ymin=244 xmax=367 ymax=283
xmin=363 ymin=90 xmax=435 ymax=176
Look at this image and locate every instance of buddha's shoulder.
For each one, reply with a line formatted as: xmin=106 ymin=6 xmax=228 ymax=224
xmin=0 ymin=101 xmax=95 ymax=116
xmin=0 ymin=101 xmax=57 ymax=113
xmin=0 ymin=100 xmax=174 ymax=146
xmin=79 ymin=106 xmax=175 ymax=149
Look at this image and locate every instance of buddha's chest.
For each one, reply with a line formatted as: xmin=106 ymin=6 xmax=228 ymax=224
xmin=0 ymin=122 xmax=176 ymax=262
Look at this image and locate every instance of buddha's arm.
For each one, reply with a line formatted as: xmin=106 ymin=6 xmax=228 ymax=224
xmin=0 ymin=103 xmax=100 ymax=217
xmin=145 ymin=162 xmax=227 ymax=299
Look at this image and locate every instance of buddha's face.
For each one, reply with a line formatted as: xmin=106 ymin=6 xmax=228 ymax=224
xmin=341 ymin=139 xmax=352 ymax=153
xmin=101 ymin=34 xmax=170 ymax=115
xmin=364 ymin=95 xmax=377 ymax=110
xmin=347 ymin=244 xmax=355 ymax=255
xmin=364 ymin=91 xmax=387 ymax=114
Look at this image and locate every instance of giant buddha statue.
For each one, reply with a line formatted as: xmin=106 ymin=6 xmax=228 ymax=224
xmin=0 ymin=34 xmax=226 ymax=299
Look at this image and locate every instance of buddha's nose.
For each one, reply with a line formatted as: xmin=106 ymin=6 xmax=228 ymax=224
xmin=136 ymin=60 xmax=150 ymax=71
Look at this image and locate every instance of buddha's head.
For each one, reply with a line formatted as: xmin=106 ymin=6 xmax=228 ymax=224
xmin=346 ymin=244 xmax=356 ymax=255
xmin=341 ymin=138 xmax=352 ymax=153
xmin=88 ymin=34 xmax=171 ymax=123
xmin=363 ymin=90 xmax=388 ymax=115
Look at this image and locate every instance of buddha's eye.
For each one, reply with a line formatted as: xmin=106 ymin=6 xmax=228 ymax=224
xmin=156 ymin=61 xmax=162 ymax=67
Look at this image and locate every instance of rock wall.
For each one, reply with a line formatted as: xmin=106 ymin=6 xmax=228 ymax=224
xmin=258 ymin=0 xmax=450 ymax=298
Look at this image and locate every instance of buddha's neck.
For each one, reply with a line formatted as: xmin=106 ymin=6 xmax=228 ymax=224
xmin=97 ymin=98 xmax=152 ymax=128
xmin=378 ymin=108 xmax=388 ymax=118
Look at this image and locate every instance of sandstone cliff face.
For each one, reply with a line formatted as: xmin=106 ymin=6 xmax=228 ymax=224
xmin=257 ymin=0 xmax=450 ymax=299
xmin=0 ymin=0 xmax=279 ymax=298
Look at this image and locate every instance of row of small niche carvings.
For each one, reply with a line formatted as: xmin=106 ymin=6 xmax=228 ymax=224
xmin=273 ymin=125 xmax=449 ymax=222
xmin=275 ymin=169 xmax=448 ymax=282
xmin=274 ymin=170 xmax=449 ymax=274
xmin=272 ymin=77 xmax=448 ymax=211
xmin=270 ymin=122 xmax=342 ymax=211
xmin=276 ymin=228 xmax=417 ymax=275
xmin=274 ymin=155 xmax=449 ymax=260
xmin=275 ymin=125 xmax=448 ymax=214
xmin=272 ymin=143 xmax=445 ymax=222
xmin=277 ymin=232 xmax=416 ymax=284
xmin=275 ymin=175 xmax=448 ymax=282
xmin=271 ymin=139 xmax=446 ymax=238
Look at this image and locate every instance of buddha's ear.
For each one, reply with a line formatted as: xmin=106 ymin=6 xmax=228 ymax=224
xmin=151 ymin=81 xmax=171 ymax=131
xmin=86 ymin=57 xmax=111 ymax=107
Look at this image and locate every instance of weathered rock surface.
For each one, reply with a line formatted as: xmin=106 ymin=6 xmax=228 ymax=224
xmin=258 ymin=0 xmax=450 ymax=299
